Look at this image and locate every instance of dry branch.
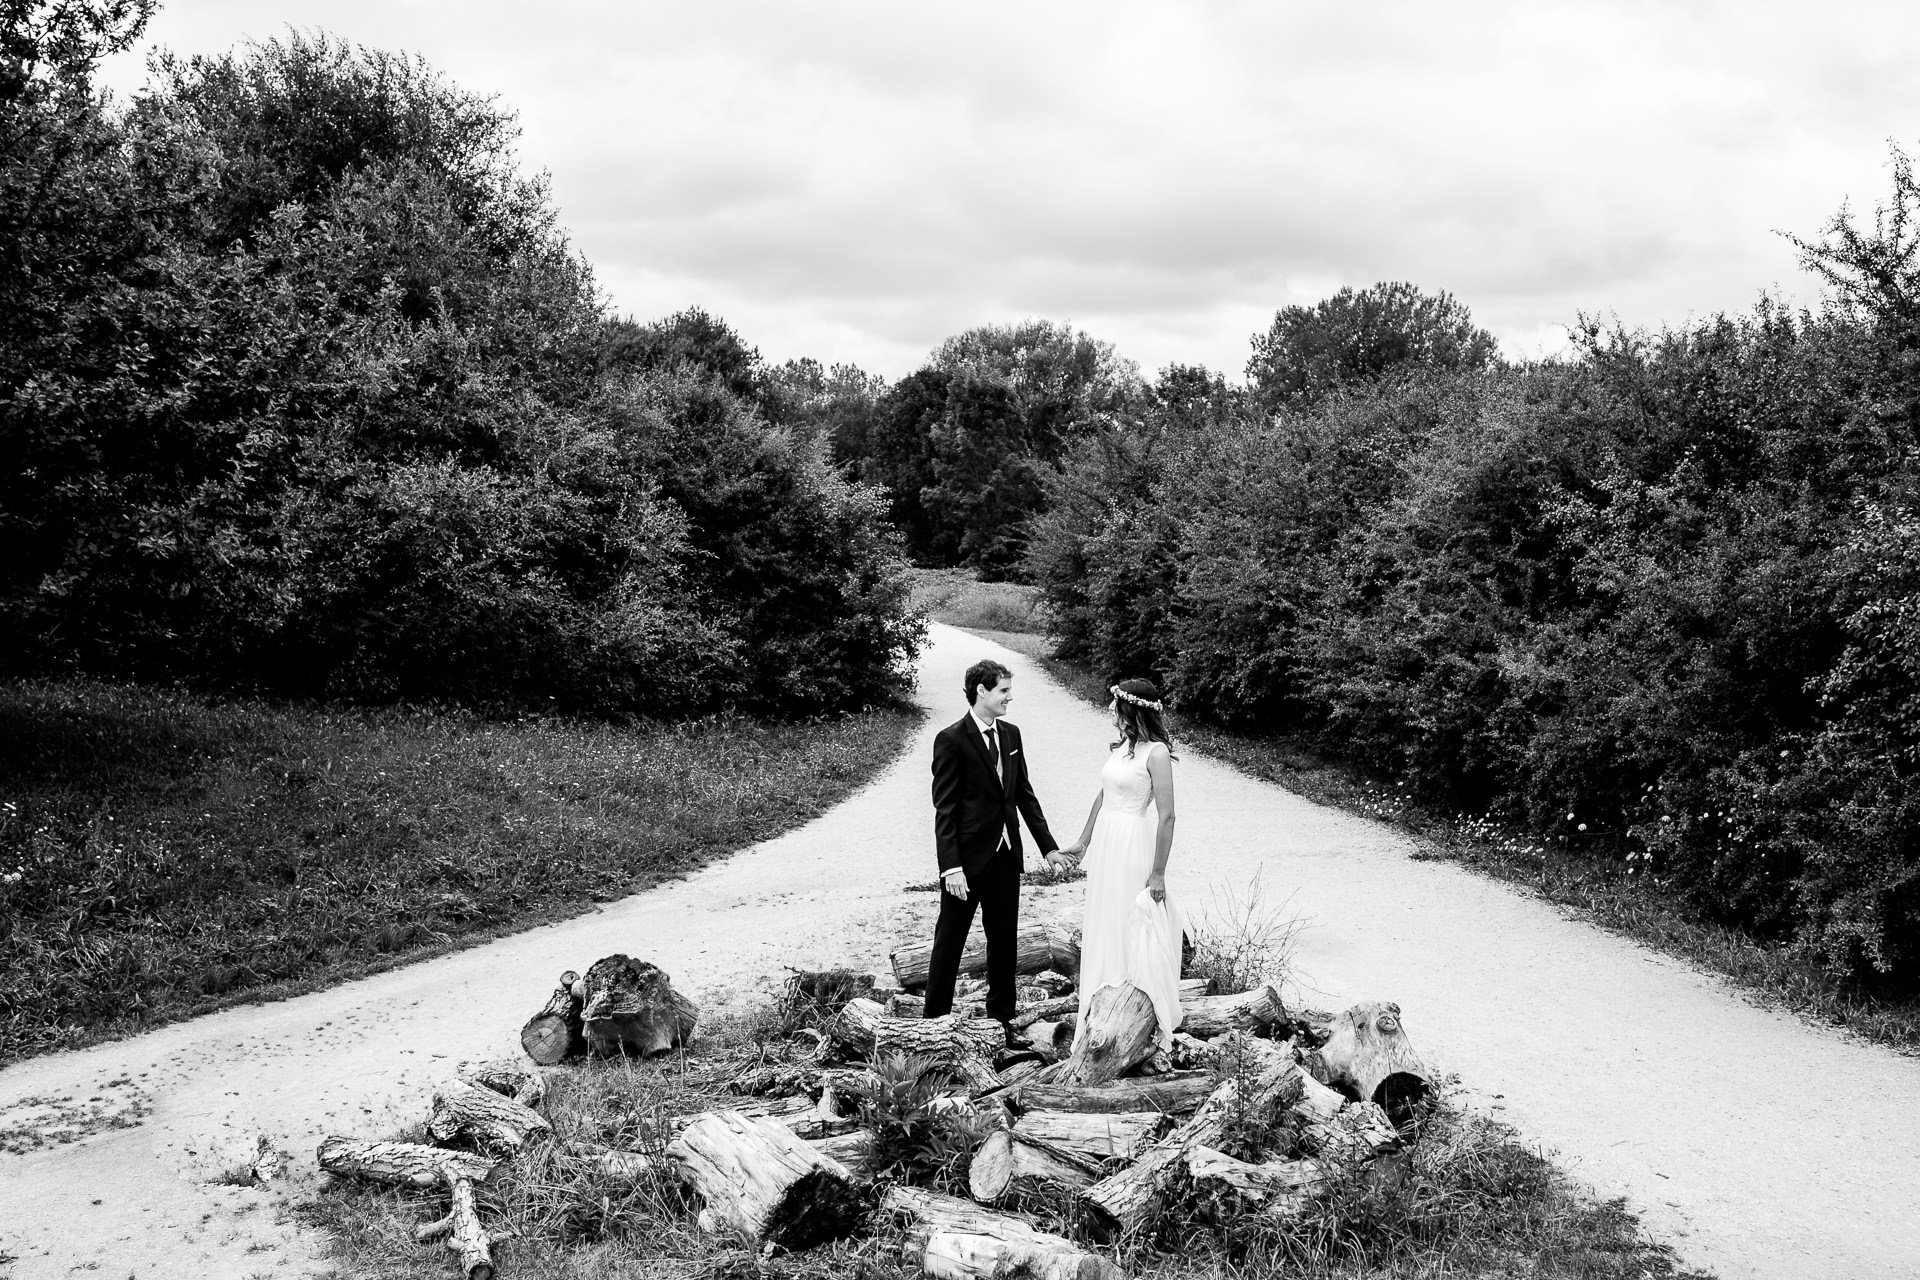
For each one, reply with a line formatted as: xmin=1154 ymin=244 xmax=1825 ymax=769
xmin=1013 ymin=1072 xmax=1216 ymax=1117
xmin=414 ymin=1168 xmax=501 ymax=1280
xmin=1177 ymin=985 xmax=1286 ymax=1039
xmin=457 ymin=1058 xmax=546 ymax=1109
xmin=316 ymin=1137 xmax=497 ymax=1188
xmin=428 ymin=1079 xmax=552 ymax=1155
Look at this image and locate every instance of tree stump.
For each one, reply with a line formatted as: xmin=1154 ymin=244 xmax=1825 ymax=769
xmin=519 ymin=970 xmax=585 ymax=1065
xmin=884 ymin=1185 xmax=1126 ymax=1280
xmin=830 ymin=998 xmax=1003 ymax=1062
xmin=316 ymin=1137 xmax=497 ymax=1188
xmin=579 ymin=954 xmax=699 ymax=1057
xmin=667 ymin=1110 xmax=866 ymax=1248
xmin=1319 ymin=1000 xmax=1431 ymax=1121
xmin=428 ymin=1079 xmax=552 ymax=1155
xmin=1177 ymin=985 xmax=1286 ymax=1039
xmin=1013 ymin=1109 xmax=1170 ymax=1167
xmin=889 ymin=922 xmax=1062 ymax=989
xmin=457 ymin=1058 xmax=546 ymax=1109
xmin=1013 ymin=1072 xmax=1216 ymax=1117
xmin=1058 ymin=985 xmax=1158 ymax=1085
xmin=968 ymin=1129 xmax=1096 ymax=1202
xmin=415 ymin=1167 xmax=501 ymax=1280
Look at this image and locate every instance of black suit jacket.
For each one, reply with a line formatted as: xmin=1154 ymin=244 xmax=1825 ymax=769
xmin=931 ymin=714 xmax=1057 ymax=880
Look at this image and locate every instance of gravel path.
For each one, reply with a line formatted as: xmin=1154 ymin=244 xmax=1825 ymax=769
xmin=2 ymin=623 xmax=1918 ymax=1278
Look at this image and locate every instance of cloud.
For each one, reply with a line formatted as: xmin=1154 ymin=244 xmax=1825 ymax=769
xmin=99 ymin=0 xmax=1920 ymax=379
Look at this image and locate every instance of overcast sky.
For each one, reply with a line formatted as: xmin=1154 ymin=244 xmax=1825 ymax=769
xmin=98 ymin=1 xmax=1920 ymax=382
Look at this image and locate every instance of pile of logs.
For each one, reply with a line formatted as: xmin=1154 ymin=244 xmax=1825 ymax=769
xmin=318 ymin=928 xmax=1434 ymax=1280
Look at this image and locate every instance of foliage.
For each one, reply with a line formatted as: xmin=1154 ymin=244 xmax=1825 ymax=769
xmin=1030 ymin=177 xmax=1920 ymax=990
xmin=1246 ymin=280 xmax=1500 ymax=409
xmin=0 ymin=676 xmax=921 ymax=1061
xmin=0 ymin=12 xmax=919 ymax=716
xmin=856 ymin=1052 xmax=986 ymax=1190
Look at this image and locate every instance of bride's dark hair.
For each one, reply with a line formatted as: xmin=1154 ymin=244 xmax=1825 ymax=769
xmin=1110 ymin=678 xmax=1176 ymax=758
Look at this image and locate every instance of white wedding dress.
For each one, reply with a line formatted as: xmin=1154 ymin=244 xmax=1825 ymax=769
xmin=1074 ymin=741 xmax=1185 ymax=1052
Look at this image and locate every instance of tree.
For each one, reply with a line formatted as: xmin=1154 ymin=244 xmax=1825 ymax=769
xmin=1246 ymin=282 xmax=1498 ymax=408
xmin=602 ymin=306 xmax=763 ymax=401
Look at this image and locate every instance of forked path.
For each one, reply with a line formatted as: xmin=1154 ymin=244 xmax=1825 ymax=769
xmin=2 ymin=625 xmax=1917 ymax=1278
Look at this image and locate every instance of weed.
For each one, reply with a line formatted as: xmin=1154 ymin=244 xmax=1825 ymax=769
xmin=1185 ymin=872 xmax=1303 ymax=996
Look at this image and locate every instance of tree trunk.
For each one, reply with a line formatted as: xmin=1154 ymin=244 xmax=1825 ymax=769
xmin=316 ymin=1137 xmax=496 ymax=1189
xmin=1013 ymin=1109 xmax=1171 ymax=1166
xmin=830 ymin=998 xmax=1003 ymax=1062
xmin=889 ymin=923 xmax=1062 ymax=990
xmin=579 ymin=954 xmax=699 ymax=1057
xmin=1023 ymin=1020 xmax=1072 ymax=1062
xmin=1318 ymin=1001 xmax=1431 ymax=1120
xmin=883 ymin=1185 xmax=1126 ymax=1280
xmin=666 ymin=1111 xmax=866 ymax=1249
xmin=428 ymin=1080 xmax=552 ymax=1155
xmin=967 ymin=1130 xmax=1095 ymax=1202
xmin=810 ymin=1129 xmax=874 ymax=1172
xmin=1183 ymin=1146 xmax=1325 ymax=1221
xmin=1300 ymin=1099 xmax=1401 ymax=1163
xmin=1058 ymin=985 xmax=1158 ymax=1086
xmin=1177 ymin=985 xmax=1285 ymax=1039
xmin=457 ymin=1058 xmax=546 ymax=1109
xmin=1013 ymin=1071 xmax=1215 ymax=1116
xmin=519 ymin=970 xmax=584 ymax=1066
xmin=414 ymin=1168 xmax=500 ymax=1280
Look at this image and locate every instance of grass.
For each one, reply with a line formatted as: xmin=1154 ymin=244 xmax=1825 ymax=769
xmin=305 ymin=997 xmax=1704 ymax=1280
xmin=915 ymin=570 xmax=1920 ymax=1055
xmin=0 ymin=678 xmax=921 ymax=1064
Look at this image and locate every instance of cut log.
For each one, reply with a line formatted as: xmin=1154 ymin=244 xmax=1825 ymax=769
xmin=968 ymin=1129 xmax=1095 ymax=1202
xmin=666 ymin=1111 xmax=866 ymax=1248
xmin=1183 ymin=1146 xmax=1325 ymax=1220
xmin=883 ymin=1185 xmax=1125 ymax=1280
xmin=1045 ymin=917 xmax=1084 ymax=977
xmin=457 ymin=1058 xmax=545 ymax=1110
xmin=519 ymin=970 xmax=585 ymax=1066
xmin=889 ymin=923 xmax=1061 ymax=990
xmin=1009 ymin=994 xmax=1078 ymax=1029
xmin=810 ymin=1129 xmax=874 ymax=1172
xmin=891 ymin=992 xmax=987 ymax=1019
xmin=1168 ymin=1032 xmax=1219 ymax=1070
xmin=1178 ymin=985 xmax=1285 ymax=1039
xmin=1057 ymin=985 xmax=1158 ymax=1086
xmin=316 ymin=1137 xmax=496 ymax=1188
xmin=579 ymin=954 xmax=699 ymax=1057
xmin=428 ymin=1079 xmax=552 ymax=1155
xmin=1079 ymin=1053 xmax=1310 ymax=1237
xmin=1013 ymin=1109 xmax=1171 ymax=1166
xmin=1023 ymin=1020 xmax=1072 ymax=1062
xmin=414 ymin=1169 xmax=499 ymax=1280
xmin=830 ymin=998 xmax=1003 ymax=1062
xmin=1014 ymin=1071 xmax=1216 ymax=1117
xmin=1300 ymin=1100 xmax=1400 ymax=1163
xmin=1318 ymin=1001 xmax=1431 ymax=1121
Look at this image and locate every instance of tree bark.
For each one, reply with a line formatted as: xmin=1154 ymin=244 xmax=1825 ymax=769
xmin=809 ymin=1129 xmax=874 ymax=1172
xmin=316 ymin=1137 xmax=497 ymax=1189
xmin=1023 ymin=1020 xmax=1072 ymax=1061
xmin=1058 ymin=985 xmax=1158 ymax=1086
xmin=1300 ymin=1099 xmax=1401 ymax=1163
xmin=519 ymin=970 xmax=585 ymax=1066
xmin=830 ymin=998 xmax=1003 ymax=1062
xmin=967 ymin=1129 xmax=1095 ymax=1202
xmin=666 ymin=1110 xmax=866 ymax=1249
xmin=457 ymin=1058 xmax=546 ymax=1109
xmin=1013 ymin=1072 xmax=1215 ymax=1117
xmin=1318 ymin=1001 xmax=1431 ymax=1120
xmin=414 ymin=1168 xmax=500 ymax=1280
xmin=1010 ymin=994 xmax=1079 ymax=1029
xmin=579 ymin=954 xmax=699 ymax=1057
xmin=889 ymin=923 xmax=1062 ymax=990
xmin=883 ymin=1185 xmax=1126 ymax=1280
xmin=428 ymin=1079 xmax=552 ymax=1155
xmin=1177 ymin=985 xmax=1285 ymax=1040
xmin=1183 ymin=1146 xmax=1325 ymax=1221
xmin=1012 ymin=1109 xmax=1171 ymax=1167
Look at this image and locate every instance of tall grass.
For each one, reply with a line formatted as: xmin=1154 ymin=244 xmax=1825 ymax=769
xmin=0 ymin=679 xmax=920 ymax=1062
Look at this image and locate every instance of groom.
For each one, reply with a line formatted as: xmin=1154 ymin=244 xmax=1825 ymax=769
xmin=926 ymin=658 xmax=1068 ymax=1045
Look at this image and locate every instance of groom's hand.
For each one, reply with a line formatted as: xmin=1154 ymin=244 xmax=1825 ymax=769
xmin=1044 ymin=850 xmax=1072 ymax=874
xmin=942 ymin=870 xmax=970 ymax=901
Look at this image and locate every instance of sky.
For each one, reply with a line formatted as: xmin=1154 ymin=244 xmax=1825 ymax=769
xmin=97 ymin=1 xmax=1920 ymax=382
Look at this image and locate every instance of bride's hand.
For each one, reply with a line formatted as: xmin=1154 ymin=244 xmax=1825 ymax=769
xmin=1146 ymin=871 xmax=1166 ymax=903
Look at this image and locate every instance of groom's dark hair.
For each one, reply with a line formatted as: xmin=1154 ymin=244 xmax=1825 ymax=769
xmin=964 ymin=659 xmax=1012 ymax=706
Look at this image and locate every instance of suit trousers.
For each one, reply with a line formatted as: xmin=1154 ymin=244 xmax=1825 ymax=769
xmin=923 ymin=843 xmax=1021 ymax=1024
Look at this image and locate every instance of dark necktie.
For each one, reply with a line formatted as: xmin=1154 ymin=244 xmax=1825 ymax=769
xmin=985 ymin=725 xmax=1000 ymax=773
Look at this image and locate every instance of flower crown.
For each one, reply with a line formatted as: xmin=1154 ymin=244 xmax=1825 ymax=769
xmin=1110 ymin=685 xmax=1164 ymax=712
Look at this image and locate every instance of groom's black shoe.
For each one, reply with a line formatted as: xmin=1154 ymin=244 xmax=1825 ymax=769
xmin=1001 ymin=1020 xmax=1032 ymax=1051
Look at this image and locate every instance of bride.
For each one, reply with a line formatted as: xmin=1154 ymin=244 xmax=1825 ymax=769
xmin=1056 ymin=679 xmax=1185 ymax=1052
